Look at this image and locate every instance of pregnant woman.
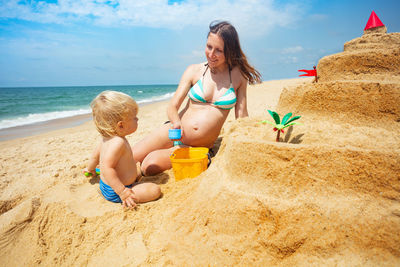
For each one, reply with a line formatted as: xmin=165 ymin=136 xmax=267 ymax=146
xmin=134 ymin=20 xmax=262 ymax=175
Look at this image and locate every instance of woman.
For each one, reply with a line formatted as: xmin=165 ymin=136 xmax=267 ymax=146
xmin=134 ymin=21 xmax=262 ymax=175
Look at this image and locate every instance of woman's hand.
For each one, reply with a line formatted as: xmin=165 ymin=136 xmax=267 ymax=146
xmin=171 ymin=120 xmax=184 ymax=139
xmin=171 ymin=120 xmax=181 ymax=130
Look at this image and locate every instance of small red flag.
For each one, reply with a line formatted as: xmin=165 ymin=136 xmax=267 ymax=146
xmin=298 ymin=66 xmax=317 ymax=82
xmin=298 ymin=69 xmax=316 ymax=77
xmin=298 ymin=66 xmax=317 ymax=77
xmin=364 ymin=11 xmax=384 ymax=30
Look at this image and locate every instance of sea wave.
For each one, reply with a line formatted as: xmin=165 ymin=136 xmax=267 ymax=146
xmin=0 ymin=92 xmax=175 ymax=130
xmin=136 ymin=92 xmax=174 ymax=104
xmin=0 ymin=109 xmax=91 ymax=130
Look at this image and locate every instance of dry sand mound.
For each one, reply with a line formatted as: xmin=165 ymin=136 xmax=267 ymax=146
xmin=269 ymin=27 xmax=400 ymax=264
xmin=317 ymin=28 xmax=400 ymax=83
xmin=0 ymin=28 xmax=399 ymax=266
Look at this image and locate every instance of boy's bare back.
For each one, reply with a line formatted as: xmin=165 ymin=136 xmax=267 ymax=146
xmin=100 ymin=136 xmax=138 ymax=186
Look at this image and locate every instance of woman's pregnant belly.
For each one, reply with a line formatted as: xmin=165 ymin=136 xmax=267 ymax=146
xmin=180 ymin=103 xmax=229 ymax=147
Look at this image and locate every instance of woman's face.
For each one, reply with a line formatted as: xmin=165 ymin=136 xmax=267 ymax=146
xmin=205 ymin=33 xmax=226 ymax=68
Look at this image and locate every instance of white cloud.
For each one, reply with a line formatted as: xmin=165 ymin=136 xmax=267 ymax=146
xmin=0 ymin=0 xmax=305 ymax=37
xmin=285 ymin=56 xmax=298 ymax=63
xmin=281 ymin=46 xmax=304 ymax=54
xmin=179 ymin=48 xmax=204 ymax=62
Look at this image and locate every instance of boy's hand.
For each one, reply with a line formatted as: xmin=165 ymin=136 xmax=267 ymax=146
xmin=83 ymin=168 xmax=97 ymax=177
xmin=120 ymin=188 xmax=138 ymax=209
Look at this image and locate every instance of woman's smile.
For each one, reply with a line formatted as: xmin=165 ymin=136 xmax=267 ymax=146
xmin=205 ymin=32 xmax=226 ymax=69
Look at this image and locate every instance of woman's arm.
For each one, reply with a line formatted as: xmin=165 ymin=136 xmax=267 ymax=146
xmin=234 ymin=77 xmax=249 ymax=119
xmin=167 ymin=64 xmax=198 ymax=129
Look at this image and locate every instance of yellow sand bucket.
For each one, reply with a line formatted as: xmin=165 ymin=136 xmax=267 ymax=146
xmin=170 ymin=147 xmax=209 ymax=181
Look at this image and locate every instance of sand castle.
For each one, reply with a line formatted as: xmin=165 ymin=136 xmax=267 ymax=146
xmin=0 ymin=14 xmax=399 ymax=267
xmin=159 ymin=16 xmax=400 ymax=264
xmin=125 ymin=19 xmax=400 ymax=264
xmin=208 ymin=20 xmax=400 ymax=264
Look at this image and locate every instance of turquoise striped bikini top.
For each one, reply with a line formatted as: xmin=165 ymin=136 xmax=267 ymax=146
xmin=188 ymin=64 xmax=237 ymax=110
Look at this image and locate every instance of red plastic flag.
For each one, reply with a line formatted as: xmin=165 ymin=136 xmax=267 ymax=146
xmin=298 ymin=68 xmax=316 ymax=77
xmin=364 ymin=11 xmax=384 ymax=30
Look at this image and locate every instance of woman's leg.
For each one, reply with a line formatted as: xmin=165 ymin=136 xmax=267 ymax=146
xmin=141 ymin=146 xmax=181 ymax=176
xmin=133 ymin=123 xmax=172 ymax=163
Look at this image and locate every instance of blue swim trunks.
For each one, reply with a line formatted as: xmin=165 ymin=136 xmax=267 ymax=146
xmin=99 ymin=179 xmax=134 ymax=203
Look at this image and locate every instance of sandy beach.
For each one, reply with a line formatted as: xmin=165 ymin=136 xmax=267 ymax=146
xmin=1 ymin=28 xmax=400 ymax=266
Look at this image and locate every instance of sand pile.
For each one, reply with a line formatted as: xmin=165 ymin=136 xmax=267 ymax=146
xmin=135 ymin=27 xmax=400 ymax=264
xmin=279 ymin=28 xmax=400 ymax=122
xmin=259 ymin=27 xmax=399 ymax=264
xmin=318 ymin=27 xmax=400 ymax=83
xmin=0 ymin=30 xmax=399 ymax=265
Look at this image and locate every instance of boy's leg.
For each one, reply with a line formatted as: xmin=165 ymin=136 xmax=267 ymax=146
xmin=131 ymin=183 xmax=161 ymax=203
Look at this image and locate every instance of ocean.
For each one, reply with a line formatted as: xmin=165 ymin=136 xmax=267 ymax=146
xmin=0 ymin=84 xmax=177 ymax=130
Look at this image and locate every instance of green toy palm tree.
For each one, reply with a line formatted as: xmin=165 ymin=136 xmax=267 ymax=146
xmin=261 ymin=110 xmax=301 ymax=142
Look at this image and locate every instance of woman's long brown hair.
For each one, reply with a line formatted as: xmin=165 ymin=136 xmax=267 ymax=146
xmin=208 ymin=21 xmax=262 ymax=84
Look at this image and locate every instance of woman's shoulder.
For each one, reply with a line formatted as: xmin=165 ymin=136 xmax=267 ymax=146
xmin=230 ymin=65 xmax=243 ymax=77
xmin=231 ymin=65 xmax=248 ymax=86
xmin=182 ymin=63 xmax=207 ymax=81
xmin=186 ymin=62 xmax=206 ymax=73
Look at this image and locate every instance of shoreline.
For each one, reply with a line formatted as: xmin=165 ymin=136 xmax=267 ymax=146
xmin=0 ymin=113 xmax=92 ymax=142
xmin=0 ymin=78 xmax=307 ymax=142
xmin=0 ymin=99 xmax=172 ymax=142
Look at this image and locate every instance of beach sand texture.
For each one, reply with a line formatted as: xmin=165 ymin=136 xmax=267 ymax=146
xmin=1 ymin=28 xmax=400 ymax=266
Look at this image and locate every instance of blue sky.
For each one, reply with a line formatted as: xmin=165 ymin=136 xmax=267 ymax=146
xmin=0 ymin=0 xmax=399 ymax=87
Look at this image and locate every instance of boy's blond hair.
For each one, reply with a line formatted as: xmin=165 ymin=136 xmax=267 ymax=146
xmin=91 ymin=90 xmax=138 ymax=137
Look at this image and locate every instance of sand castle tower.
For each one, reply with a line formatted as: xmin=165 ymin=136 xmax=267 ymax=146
xmin=272 ymin=11 xmax=400 ymax=198
xmin=278 ymin=11 xmax=400 ymax=123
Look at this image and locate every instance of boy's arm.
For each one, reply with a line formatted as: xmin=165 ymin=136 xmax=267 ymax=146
xmin=101 ymin=138 xmax=138 ymax=208
xmin=85 ymin=142 xmax=101 ymax=175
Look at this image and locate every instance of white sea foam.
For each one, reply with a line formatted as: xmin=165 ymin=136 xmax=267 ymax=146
xmin=0 ymin=92 xmax=175 ymax=130
xmin=0 ymin=109 xmax=91 ymax=130
xmin=136 ymin=92 xmax=174 ymax=104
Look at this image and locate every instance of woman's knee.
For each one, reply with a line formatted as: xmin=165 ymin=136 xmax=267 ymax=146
xmin=141 ymin=151 xmax=171 ymax=176
xmin=132 ymin=142 xmax=148 ymax=163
